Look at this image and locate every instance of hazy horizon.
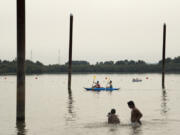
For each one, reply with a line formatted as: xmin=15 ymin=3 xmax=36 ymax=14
xmin=1 ymin=0 xmax=180 ymax=65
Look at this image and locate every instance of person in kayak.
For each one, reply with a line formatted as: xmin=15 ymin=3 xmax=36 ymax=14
xmin=127 ymin=101 xmax=143 ymax=125
xmin=106 ymin=80 xmax=113 ymax=88
xmin=92 ymin=81 xmax=101 ymax=88
xmin=107 ymin=109 xmax=120 ymax=124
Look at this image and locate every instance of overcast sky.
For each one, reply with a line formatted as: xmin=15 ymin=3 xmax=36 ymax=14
xmin=0 ymin=0 xmax=180 ymax=64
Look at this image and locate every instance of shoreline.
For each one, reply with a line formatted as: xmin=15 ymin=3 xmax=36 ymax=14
xmin=1 ymin=72 xmax=180 ymax=76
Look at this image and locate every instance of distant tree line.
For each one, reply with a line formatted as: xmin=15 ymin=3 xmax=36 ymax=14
xmin=0 ymin=56 xmax=180 ymax=74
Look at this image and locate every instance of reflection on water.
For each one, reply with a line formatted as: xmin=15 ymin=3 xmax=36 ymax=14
xmin=161 ymin=90 xmax=169 ymax=116
xmin=16 ymin=121 xmax=26 ymax=135
xmin=66 ymin=92 xmax=76 ymax=121
xmin=1 ymin=74 xmax=180 ymax=135
xmin=68 ymin=92 xmax=73 ymax=114
xmin=83 ymin=121 xmax=143 ymax=135
xmin=129 ymin=126 xmax=143 ymax=135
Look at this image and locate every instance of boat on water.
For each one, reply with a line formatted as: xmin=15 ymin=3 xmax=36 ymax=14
xmin=132 ymin=78 xmax=142 ymax=82
xmin=84 ymin=87 xmax=119 ymax=91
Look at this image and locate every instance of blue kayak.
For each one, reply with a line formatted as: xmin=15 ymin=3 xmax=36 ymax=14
xmin=84 ymin=88 xmax=119 ymax=91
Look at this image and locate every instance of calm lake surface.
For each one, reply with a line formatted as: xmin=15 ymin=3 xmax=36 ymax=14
xmin=0 ymin=74 xmax=180 ymax=135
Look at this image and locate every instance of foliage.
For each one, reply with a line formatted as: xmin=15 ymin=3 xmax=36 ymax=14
xmin=0 ymin=57 xmax=180 ymax=74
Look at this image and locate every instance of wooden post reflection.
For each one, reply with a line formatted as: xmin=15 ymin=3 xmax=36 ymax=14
xmin=16 ymin=121 xmax=26 ymax=135
xmin=161 ymin=90 xmax=168 ymax=116
xmin=66 ymin=92 xmax=76 ymax=121
xmin=68 ymin=93 xmax=73 ymax=114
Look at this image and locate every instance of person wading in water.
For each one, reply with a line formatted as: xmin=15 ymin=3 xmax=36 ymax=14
xmin=127 ymin=101 xmax=143 ymax=125
xmin=107 ymin=109 xmax=120 ymax=124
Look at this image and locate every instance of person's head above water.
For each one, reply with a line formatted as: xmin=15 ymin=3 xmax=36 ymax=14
xmin=111 ymin=109 xmax=116 ymax=114
xmin=108 ymin=108 xmax=120 ymax=124
xmin=127 ymin=100 xmax=135 ymax=108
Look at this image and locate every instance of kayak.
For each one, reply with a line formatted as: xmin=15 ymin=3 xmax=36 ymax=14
xmin=84 ymin=88 xmax=119 ymax=91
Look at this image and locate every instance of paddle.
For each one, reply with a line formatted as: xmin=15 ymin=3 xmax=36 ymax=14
xmin=92 ymin=75 xmax=96 ymax=87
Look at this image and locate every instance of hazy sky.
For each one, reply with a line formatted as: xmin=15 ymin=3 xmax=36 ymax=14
xmin=0 ymin=0 xmax=180 ymax=64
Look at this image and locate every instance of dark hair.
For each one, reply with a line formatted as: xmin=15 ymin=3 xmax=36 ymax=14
xmin=111 ymin=109 xmax=116 ymax=114
xmin=127 ymin=101 xmax=135 ymax=107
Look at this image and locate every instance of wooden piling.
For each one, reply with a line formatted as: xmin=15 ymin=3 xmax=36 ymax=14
xmin=17 ymin=0 xmax=26 ymax=121
xmin=68 ymin=14 xmax=73 ymax=92
xmin=162 ymin=23 xmax=166 ymax=89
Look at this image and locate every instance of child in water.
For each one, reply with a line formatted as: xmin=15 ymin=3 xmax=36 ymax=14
xmin=127 ymin=101 xmax=143 ymax=125
xmin=107 ymin=109 xmax=120 ymax=124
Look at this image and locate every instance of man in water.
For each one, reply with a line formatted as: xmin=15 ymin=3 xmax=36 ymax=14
xmin=127 ymin=101 xmax=143 ymax=125
xmin=107 ymin=109 xmax=120 ymax=124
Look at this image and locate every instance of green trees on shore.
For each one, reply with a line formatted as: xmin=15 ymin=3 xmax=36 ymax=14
xmin=0 ymin=56 xmax=180 ymax=74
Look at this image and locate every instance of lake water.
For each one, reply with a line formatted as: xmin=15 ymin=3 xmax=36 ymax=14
xmin=0 ymin=74 xmax=180 ymax=135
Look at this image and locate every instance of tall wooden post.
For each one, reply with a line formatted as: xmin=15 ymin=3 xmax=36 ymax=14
xmin=17 ymin=0 xmax=26 ymax=121
xmin=162 ymin=23 xmax=166 ymax=89
xmin=68 ymin=14 xmax=73 ymax=92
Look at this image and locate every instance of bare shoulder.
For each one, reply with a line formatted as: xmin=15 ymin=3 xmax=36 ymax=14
xmin=134 ymin=108 xmax=140 ymax=111
xmin=134 ymin=108 xmax=142 ymax=113
xmin=135 ymin=108 xmax=143 ymax=115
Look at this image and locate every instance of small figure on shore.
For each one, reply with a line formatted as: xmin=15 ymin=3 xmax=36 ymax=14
xmin=127 ymin=101 xmax=143 ymax=125
xmin=107 ymin=80 xmax=113 ymax=88
xmin=92 ymin=81 xmax=101 ymax=88
xmin=107 ymin=109 xmax=120 ymax=124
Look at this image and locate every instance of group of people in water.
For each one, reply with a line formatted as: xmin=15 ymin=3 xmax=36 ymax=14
xmin=92 ymin=80 xmax=113 ymax=88
xmin=91 ymin=79 xmax=143 ymax=126
xmin=107 ymin=100 xmax=143 ymax=125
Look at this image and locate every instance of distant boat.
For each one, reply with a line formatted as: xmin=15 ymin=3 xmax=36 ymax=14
xmin=84 ymin=87 xmax=119 ymax=91
xmin=132 ymin=78 xmax=142 ymax=82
